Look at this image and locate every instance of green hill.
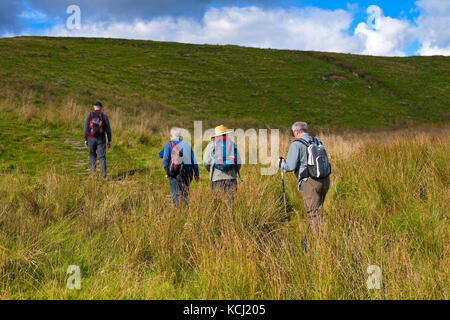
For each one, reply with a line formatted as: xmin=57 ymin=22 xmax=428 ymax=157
xmin=0 ymin=36 xmax=449 ymax=129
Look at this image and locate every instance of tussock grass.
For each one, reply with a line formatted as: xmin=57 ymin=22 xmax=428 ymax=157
xmin=1 ymin=97 xmax=448 ymax=299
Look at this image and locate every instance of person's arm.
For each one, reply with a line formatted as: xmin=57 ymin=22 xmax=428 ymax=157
xmin=162 ymin=142 xmax=172 ymax=175
xmin=191 ymin=149 xmax=200 ymax=177
xmin=104 ymin=114 xmax=112 ymax=142
xmin=203 ymin=142 xmax=213 ymax=172
xmin=281 ymin=142 xmax=300 ymax=172
xmin=158 ymin=148 xmax=164 ymax=159
xmin=83 ymin=113 xmax=89 ymax=142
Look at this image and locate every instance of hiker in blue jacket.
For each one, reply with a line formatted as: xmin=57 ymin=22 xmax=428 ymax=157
xmin=160 ymin=127 xmax=199 ymax=207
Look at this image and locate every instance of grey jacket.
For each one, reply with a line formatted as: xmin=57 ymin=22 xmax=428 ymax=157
xmin=203 ymin=140 xmax=242 ymax=182
xmin=280 ymin=134 xmax=322 ymax=190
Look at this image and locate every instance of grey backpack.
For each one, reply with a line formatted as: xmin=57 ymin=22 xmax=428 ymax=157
xmin=296 ymin=137 xmax=331 ymax=179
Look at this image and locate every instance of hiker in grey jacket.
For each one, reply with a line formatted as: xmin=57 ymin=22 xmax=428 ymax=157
xmin=83 ymin=101 xmax=112 ymax=178
xmin=203 ymin=125 xmax=242 ymax=213
xmin=279 ymin=121 xmax=330 ymax=236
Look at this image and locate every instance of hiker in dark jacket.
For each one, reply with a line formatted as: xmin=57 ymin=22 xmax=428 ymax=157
xmin=161 ymin=127 xmax=199 ymax=207
xmin=203 ymin=125 xmax=242 ymax=213
xmin=83 ymin=101 xmax=112 ymax=178
xmin=279 ymin=121 xmax=330 ymax=236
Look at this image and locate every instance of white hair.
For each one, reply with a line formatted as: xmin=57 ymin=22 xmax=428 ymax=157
xmin=291 ymin=121 xmax=308 ymax=134
xmin=170 ymin=127 xmax=181 ymax=139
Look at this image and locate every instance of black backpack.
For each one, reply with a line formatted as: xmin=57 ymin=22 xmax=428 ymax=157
xmin=89 ymin=112 xmax=105 ymax=137
xmin=167 ymin=141 xmax=184 ymax=177
xmin=296 ymin=137 xmax=331 ymax=179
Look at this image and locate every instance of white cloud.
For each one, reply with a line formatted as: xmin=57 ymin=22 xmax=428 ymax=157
xmin=418 ymin=43 xmax=450 ymax=55
xmin=354 ymin=5 xmax=414 ymax=56
xmin=13 ymin=2 xmax=449 ymax=57
xmin=44 ymin=6 xmax=363 ymax=53
xmin=415 ymin=0 xmax=450 ymax=55
xmin=19 ymin=9 xmax=48 ymax=22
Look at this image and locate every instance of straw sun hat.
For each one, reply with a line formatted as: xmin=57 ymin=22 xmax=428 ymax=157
xmin=212 ymin=125 xmax=233 ymax=138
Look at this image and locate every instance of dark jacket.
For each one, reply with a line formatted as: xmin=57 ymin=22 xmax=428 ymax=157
xmin=83 ymin=111 xmax=112 ymax=141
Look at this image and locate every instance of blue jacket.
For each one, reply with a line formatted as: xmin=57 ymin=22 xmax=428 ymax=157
xmin=160 ymin=139 xmax=199 ymax=178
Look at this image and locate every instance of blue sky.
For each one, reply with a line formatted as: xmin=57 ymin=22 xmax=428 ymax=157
xmin=1 ymin=0 xmax=449 ymax=56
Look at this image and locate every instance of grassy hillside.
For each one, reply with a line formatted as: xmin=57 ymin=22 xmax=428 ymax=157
xmin=0 ymin=37 xmax=449 ymax=299
xmin=0 ymin=36 xmax=449 ymax=129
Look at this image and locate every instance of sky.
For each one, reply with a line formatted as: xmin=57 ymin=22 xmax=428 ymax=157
xmin=0 ymin=0 xmax=449 ymax=56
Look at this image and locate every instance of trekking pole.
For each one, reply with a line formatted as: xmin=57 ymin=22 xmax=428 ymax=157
xmin=279 ymin=157 xmax=288 ymax=217
xmin=237 ymin=170 xmax=244 ymax=183
xmin=279 ymin=157 xmax=290 ymax=239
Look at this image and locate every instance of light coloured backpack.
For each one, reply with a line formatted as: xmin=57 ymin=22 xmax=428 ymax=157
xmin=296 ymin=137 xmax=331 ymax=179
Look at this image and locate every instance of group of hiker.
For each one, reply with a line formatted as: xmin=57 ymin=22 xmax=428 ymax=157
xmin=83 ymin=102 xmax=331 ymax=236
xmin=156 ymin=124 xmax=242 ymax=214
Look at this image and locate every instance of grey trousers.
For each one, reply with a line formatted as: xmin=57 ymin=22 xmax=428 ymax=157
xmin=301 ymin=176 xmax=330 ymax=236
xmin=88 ymin=137 xmax=107 ymax=178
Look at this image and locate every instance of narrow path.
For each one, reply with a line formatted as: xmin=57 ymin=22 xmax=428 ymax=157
xmin=64 ymin=139 xmax=90 ymax=175
xmin=62 ymin=138 xmax=145 ymax=185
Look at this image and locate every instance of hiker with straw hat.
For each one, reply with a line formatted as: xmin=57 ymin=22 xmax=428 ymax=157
xmin=203 ymin=125 xmax=242 ymax=213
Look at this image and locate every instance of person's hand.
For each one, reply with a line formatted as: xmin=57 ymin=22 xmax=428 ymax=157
xmin=165 ymin=174 xmax=169 ymax=179
xmin=107 ymin=142 xmax=111 ymax=149
xmin=194 ymin=176 xmax=200 ymax=182
xmin=85 ymin=140 xmax=88 ymax=147
xmin=278 ymin=157 xmax=285 ymax=167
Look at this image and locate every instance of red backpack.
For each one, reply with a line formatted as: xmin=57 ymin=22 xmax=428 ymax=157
xmin=89 ymin=112 xmax=105 ymax=137
xmin=167 ymin=141 xmax=184 ymax=177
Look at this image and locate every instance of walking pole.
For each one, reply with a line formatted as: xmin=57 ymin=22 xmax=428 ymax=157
xmin=279 ymin=158 xmax=288 ymax=221
xmin=279 ymin=157 xmax=290 ymax=246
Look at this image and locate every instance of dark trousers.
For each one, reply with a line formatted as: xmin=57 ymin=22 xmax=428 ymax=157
xmin=211 ymin=179 xmax=237 ymax=214
xmin=88 ymin=137 xmax=107 ymax=178
xmin=170 ymin=175 xmax=191 ymax=208
xmin=301 ymin=176 xmax=330 ymax=235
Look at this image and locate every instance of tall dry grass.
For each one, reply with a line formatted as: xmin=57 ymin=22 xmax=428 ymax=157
xmin=0 ymin=95 xmax=449 ymax=299
xmin=0 ymin=89 xmax=169 ymax=145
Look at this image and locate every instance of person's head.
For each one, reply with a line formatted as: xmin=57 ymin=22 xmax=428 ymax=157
xmin=170 ymin=127 xmax=181 ymax=140
xmin=93 ymin=101 xmax=103 ymax=111
xmin=291 ymin=121 xmax=308 ymax=139
xmin=212 ymin=125 xmax=232 ymax=140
